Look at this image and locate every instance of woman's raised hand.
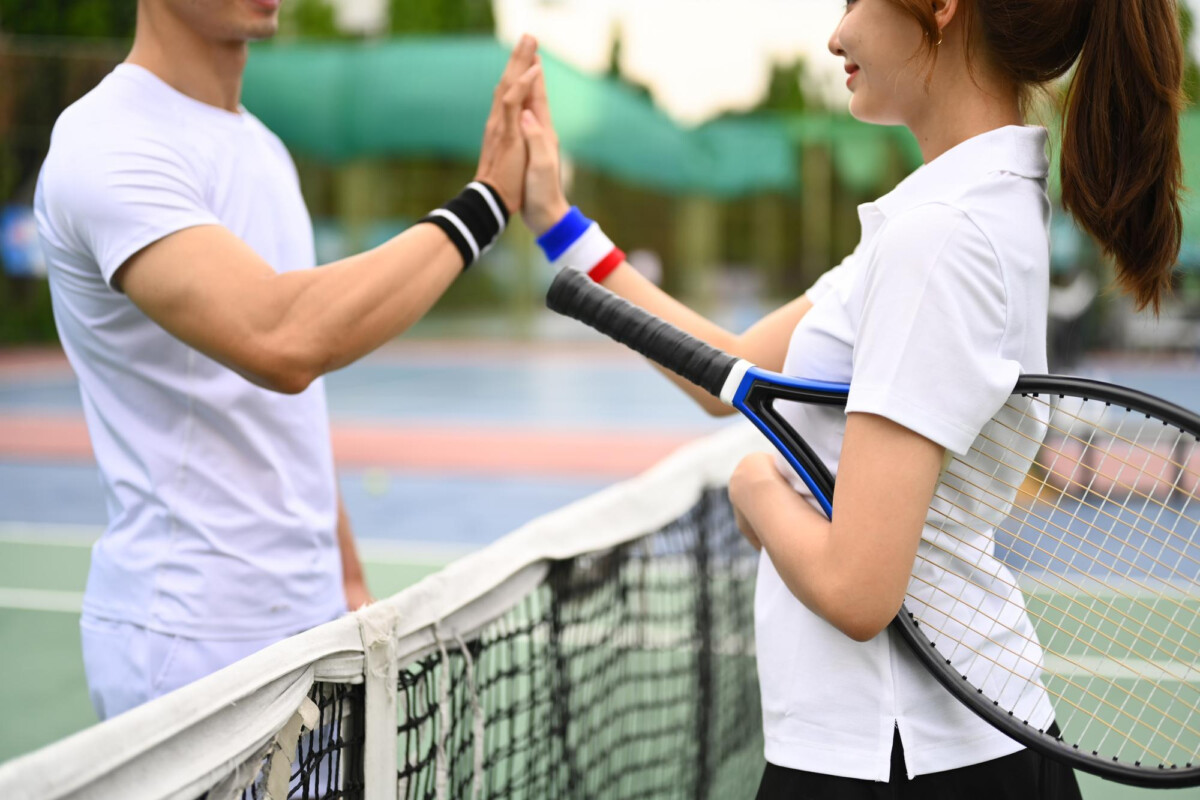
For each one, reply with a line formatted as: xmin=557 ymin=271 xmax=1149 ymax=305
xmin=519 ymin=65 xmax=572 ymax=236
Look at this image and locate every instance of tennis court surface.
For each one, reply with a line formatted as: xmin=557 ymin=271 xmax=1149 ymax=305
xmin=2 ymin=343 xmax=1199 ymax=798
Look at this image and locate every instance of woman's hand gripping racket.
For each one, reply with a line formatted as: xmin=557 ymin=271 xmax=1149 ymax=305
xmin=547 ymin=268 xmax=1200 ymax=788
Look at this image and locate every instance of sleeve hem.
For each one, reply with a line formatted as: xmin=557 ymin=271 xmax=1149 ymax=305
xmin=845 ymin=385 xmax=980 ymax=456
xmin=100 ymin=217 xmax=223 ymax=291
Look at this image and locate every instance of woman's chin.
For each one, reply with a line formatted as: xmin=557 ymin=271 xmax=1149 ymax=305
xmin=847 ymin=97 xmax=900 ymax=128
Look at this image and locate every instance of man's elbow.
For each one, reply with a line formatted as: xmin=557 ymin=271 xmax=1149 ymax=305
xmin=238 ymin=338 xmax=323 ymax=395
xmin=262 ymin=366 xmax=318 ymax=395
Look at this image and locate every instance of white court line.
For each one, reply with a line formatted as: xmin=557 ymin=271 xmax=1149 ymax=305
xmin=0 ymin=521 xmax=476 ymax=566
xmin=0 ymin=588 xmax=83 ymax=613
xmin=0 ymin=522 xmax=102 ymax=547
xmin=0 ymin=522 xmax=475 ymax=573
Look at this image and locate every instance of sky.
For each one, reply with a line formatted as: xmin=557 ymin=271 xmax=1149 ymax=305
xmin=493 ymin=0 xmax=848 ymax=124
xmin=334 ymin=0 xmax=1200 ymax=126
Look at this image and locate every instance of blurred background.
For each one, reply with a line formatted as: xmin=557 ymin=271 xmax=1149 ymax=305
xmin=2 ymin=2 xmax=1200 ymax=796
xmin=1 ymin=0 xmax=1196 ymax=358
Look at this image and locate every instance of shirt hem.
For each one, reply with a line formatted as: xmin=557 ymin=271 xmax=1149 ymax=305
xmin=901 ymin=731 xmax=1028 ymax=778
xmin=764 ymin=728 xmax=1028 ymax=781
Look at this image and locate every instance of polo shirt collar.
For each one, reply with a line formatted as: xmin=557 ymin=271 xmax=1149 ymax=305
xmin=869 ymin=125 xmax=1049 ymax=220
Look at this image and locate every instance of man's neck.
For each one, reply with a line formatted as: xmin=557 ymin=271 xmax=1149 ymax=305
xmin=126 ymin=5 xmax=248 ymax=113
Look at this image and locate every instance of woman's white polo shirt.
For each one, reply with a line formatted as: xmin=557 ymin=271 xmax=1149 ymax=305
xmin=756 ymin=126 xmax=1056 ymax=780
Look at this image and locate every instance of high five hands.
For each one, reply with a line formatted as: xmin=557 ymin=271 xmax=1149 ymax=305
xmin=516 ymin=51 xmax=570 ymax=237
xmin=475 ymin=35 xmax=571 ymax=237
xmin=474 ymin=34 xmax=543 ymax=214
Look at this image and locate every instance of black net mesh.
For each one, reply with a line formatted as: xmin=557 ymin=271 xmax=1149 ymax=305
xmin=232 ymin=682 xmax=366 ymax=800
xmin=394 ymin=488 xmax=763 ymax=799
xmin=222 ymin=489 xmax=760 ymax=800
xmin=291 ymin=682 xmax=366 ymax=800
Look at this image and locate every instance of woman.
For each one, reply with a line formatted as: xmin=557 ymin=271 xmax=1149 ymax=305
xmin=518 ymin=0 xmax=1185 ymax=796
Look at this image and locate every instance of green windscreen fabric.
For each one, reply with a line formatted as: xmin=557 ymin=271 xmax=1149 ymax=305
xmin=242 ymin=34 xmax=1199 ymax=253
xmin=242 ymin=37 xmax=795 ymax=196
xmin=1180 ymin=114 xmax=1200 ymax=264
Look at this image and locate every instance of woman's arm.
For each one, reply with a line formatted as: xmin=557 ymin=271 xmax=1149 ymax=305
xmin=602 ymin=263 xmax=814 ymax=415
xmin=729 ymin=412 xmax=944 ymax=641
xmin=519 ymin=78 xmax=812 ymax=416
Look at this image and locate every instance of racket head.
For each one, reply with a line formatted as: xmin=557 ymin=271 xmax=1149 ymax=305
xmin=894 ymin=375 xmax=1200 ymax=787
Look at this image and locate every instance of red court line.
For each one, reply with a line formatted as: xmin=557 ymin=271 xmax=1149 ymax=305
xmin=0 ymin=348 xmax=74 ymax=379
xmin=0 ymin=415 xmax=698 ymax=478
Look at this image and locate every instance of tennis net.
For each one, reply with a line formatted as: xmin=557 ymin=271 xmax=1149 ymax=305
xmin=0 ymin=424 xmax=767 ymax=800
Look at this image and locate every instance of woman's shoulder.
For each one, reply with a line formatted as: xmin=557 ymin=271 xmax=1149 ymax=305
xmin=877 ymin=171 xmax=1049 ymax=274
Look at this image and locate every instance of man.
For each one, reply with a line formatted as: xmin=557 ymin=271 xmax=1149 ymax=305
xmin=34 ymin=0 xmax=540 ymax=720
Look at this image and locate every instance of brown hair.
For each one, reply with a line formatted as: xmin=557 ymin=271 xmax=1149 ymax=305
xmin=890 ymin=0 xmax=1186 ymax=313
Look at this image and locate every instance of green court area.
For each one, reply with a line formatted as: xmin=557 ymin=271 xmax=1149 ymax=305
xmin=0 ymin=533 xmax=451 ymax=764
xmin=1 ymin=537 xmax=1198 ymax=798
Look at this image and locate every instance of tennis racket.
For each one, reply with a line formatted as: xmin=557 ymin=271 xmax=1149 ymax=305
xmin=547 ymin=268 xmax=1200 ymax=788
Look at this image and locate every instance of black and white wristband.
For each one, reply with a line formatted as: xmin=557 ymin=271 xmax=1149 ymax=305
xmin=418 ymin=181 xmax=510 ymax=269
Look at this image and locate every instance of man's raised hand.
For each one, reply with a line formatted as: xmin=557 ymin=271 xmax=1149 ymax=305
xmin=475 ymin=35 xmax=542 ymax=213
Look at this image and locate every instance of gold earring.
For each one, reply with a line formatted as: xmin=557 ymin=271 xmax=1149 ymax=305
xmin=935 ymin=30 xmax=944 ymax=46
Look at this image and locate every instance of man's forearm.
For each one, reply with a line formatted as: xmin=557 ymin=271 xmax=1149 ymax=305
xmin=259 ymin=224 xmax=464 ymax=392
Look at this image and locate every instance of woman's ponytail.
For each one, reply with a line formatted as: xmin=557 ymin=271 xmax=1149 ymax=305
xmin=1061 ymin=0 xmax=1186 ymax=313
xmin=892 ymin=0 xmax=1188 ymax=313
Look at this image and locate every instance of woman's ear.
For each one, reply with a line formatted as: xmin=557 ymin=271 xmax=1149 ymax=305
xmin=932 ymin=0 xmax=961 ymax=38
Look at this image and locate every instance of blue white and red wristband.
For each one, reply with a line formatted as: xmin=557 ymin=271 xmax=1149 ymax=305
xmin=536 ymin=207 xmax=625 ymax=283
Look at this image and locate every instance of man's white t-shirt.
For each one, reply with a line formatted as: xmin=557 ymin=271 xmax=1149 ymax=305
xmin=34 ymin=64 xmax=346 ymax=639
xmin=757 ymin=126 xmax=1056 ymax=780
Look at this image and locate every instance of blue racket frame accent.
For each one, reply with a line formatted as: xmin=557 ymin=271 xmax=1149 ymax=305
xmin=730 ymin=368 xmax=850 ymax=517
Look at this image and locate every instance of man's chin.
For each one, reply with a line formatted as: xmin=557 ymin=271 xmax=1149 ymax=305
xmin=244 ymin=21 xmax=280 ymax=42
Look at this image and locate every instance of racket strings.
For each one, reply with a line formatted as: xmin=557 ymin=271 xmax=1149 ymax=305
xmin=966 ymin=423 xmax=1200 ymax=597
xmin=930 ymin=454 xmax=1200 ymax=682
xmin=909 ymin=530 xmax=1200 ymax=738
xmin=908 ymin=395 xmax=1200 ymax=767
xmin=1024 ymin=393 xmax=1200 ymax=478
xmin=934 ymin=462 xmax=1199 ymax=661
xmin=1000 ymin=420 xmax=1200 ymax=575
xmin=993 ymin=399 xmax=1200 ymax=554
xmin=964 ymin=435 xmax=1200 ymax=645
xmin=910 ymin=533 xmax=1200 ymax=752
xmin=900 ymin=584 xmax=1191 ymax=763
xmin=988 ymin=431 xmax=1200 ymax=676
xmin=913 ymin=513 xmax=1200 ymax=763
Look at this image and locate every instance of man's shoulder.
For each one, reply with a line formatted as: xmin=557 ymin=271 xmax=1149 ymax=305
xmin=50 ymin=68 xmax=195 ymax=162
xmin=45 ymin=78 xmax=213 ymax=212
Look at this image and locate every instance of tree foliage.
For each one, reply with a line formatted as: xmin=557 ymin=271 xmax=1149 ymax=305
xmin=278 ymin=0 xmax=343 ymax=40
xmin=758 ymin=59 xmax=823 ymax=114
xmin=0 ymin=0 xmax=136 ymax=37
xmin=388 ymin=0 xmax=494 ymax=35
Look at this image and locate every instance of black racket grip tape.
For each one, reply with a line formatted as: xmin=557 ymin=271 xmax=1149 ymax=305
xmin=546 ymin=269 xmax=740 ymax=399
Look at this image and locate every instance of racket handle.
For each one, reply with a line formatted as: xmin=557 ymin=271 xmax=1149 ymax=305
xmin=546 ymin=269 xmax=741 ymax=400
